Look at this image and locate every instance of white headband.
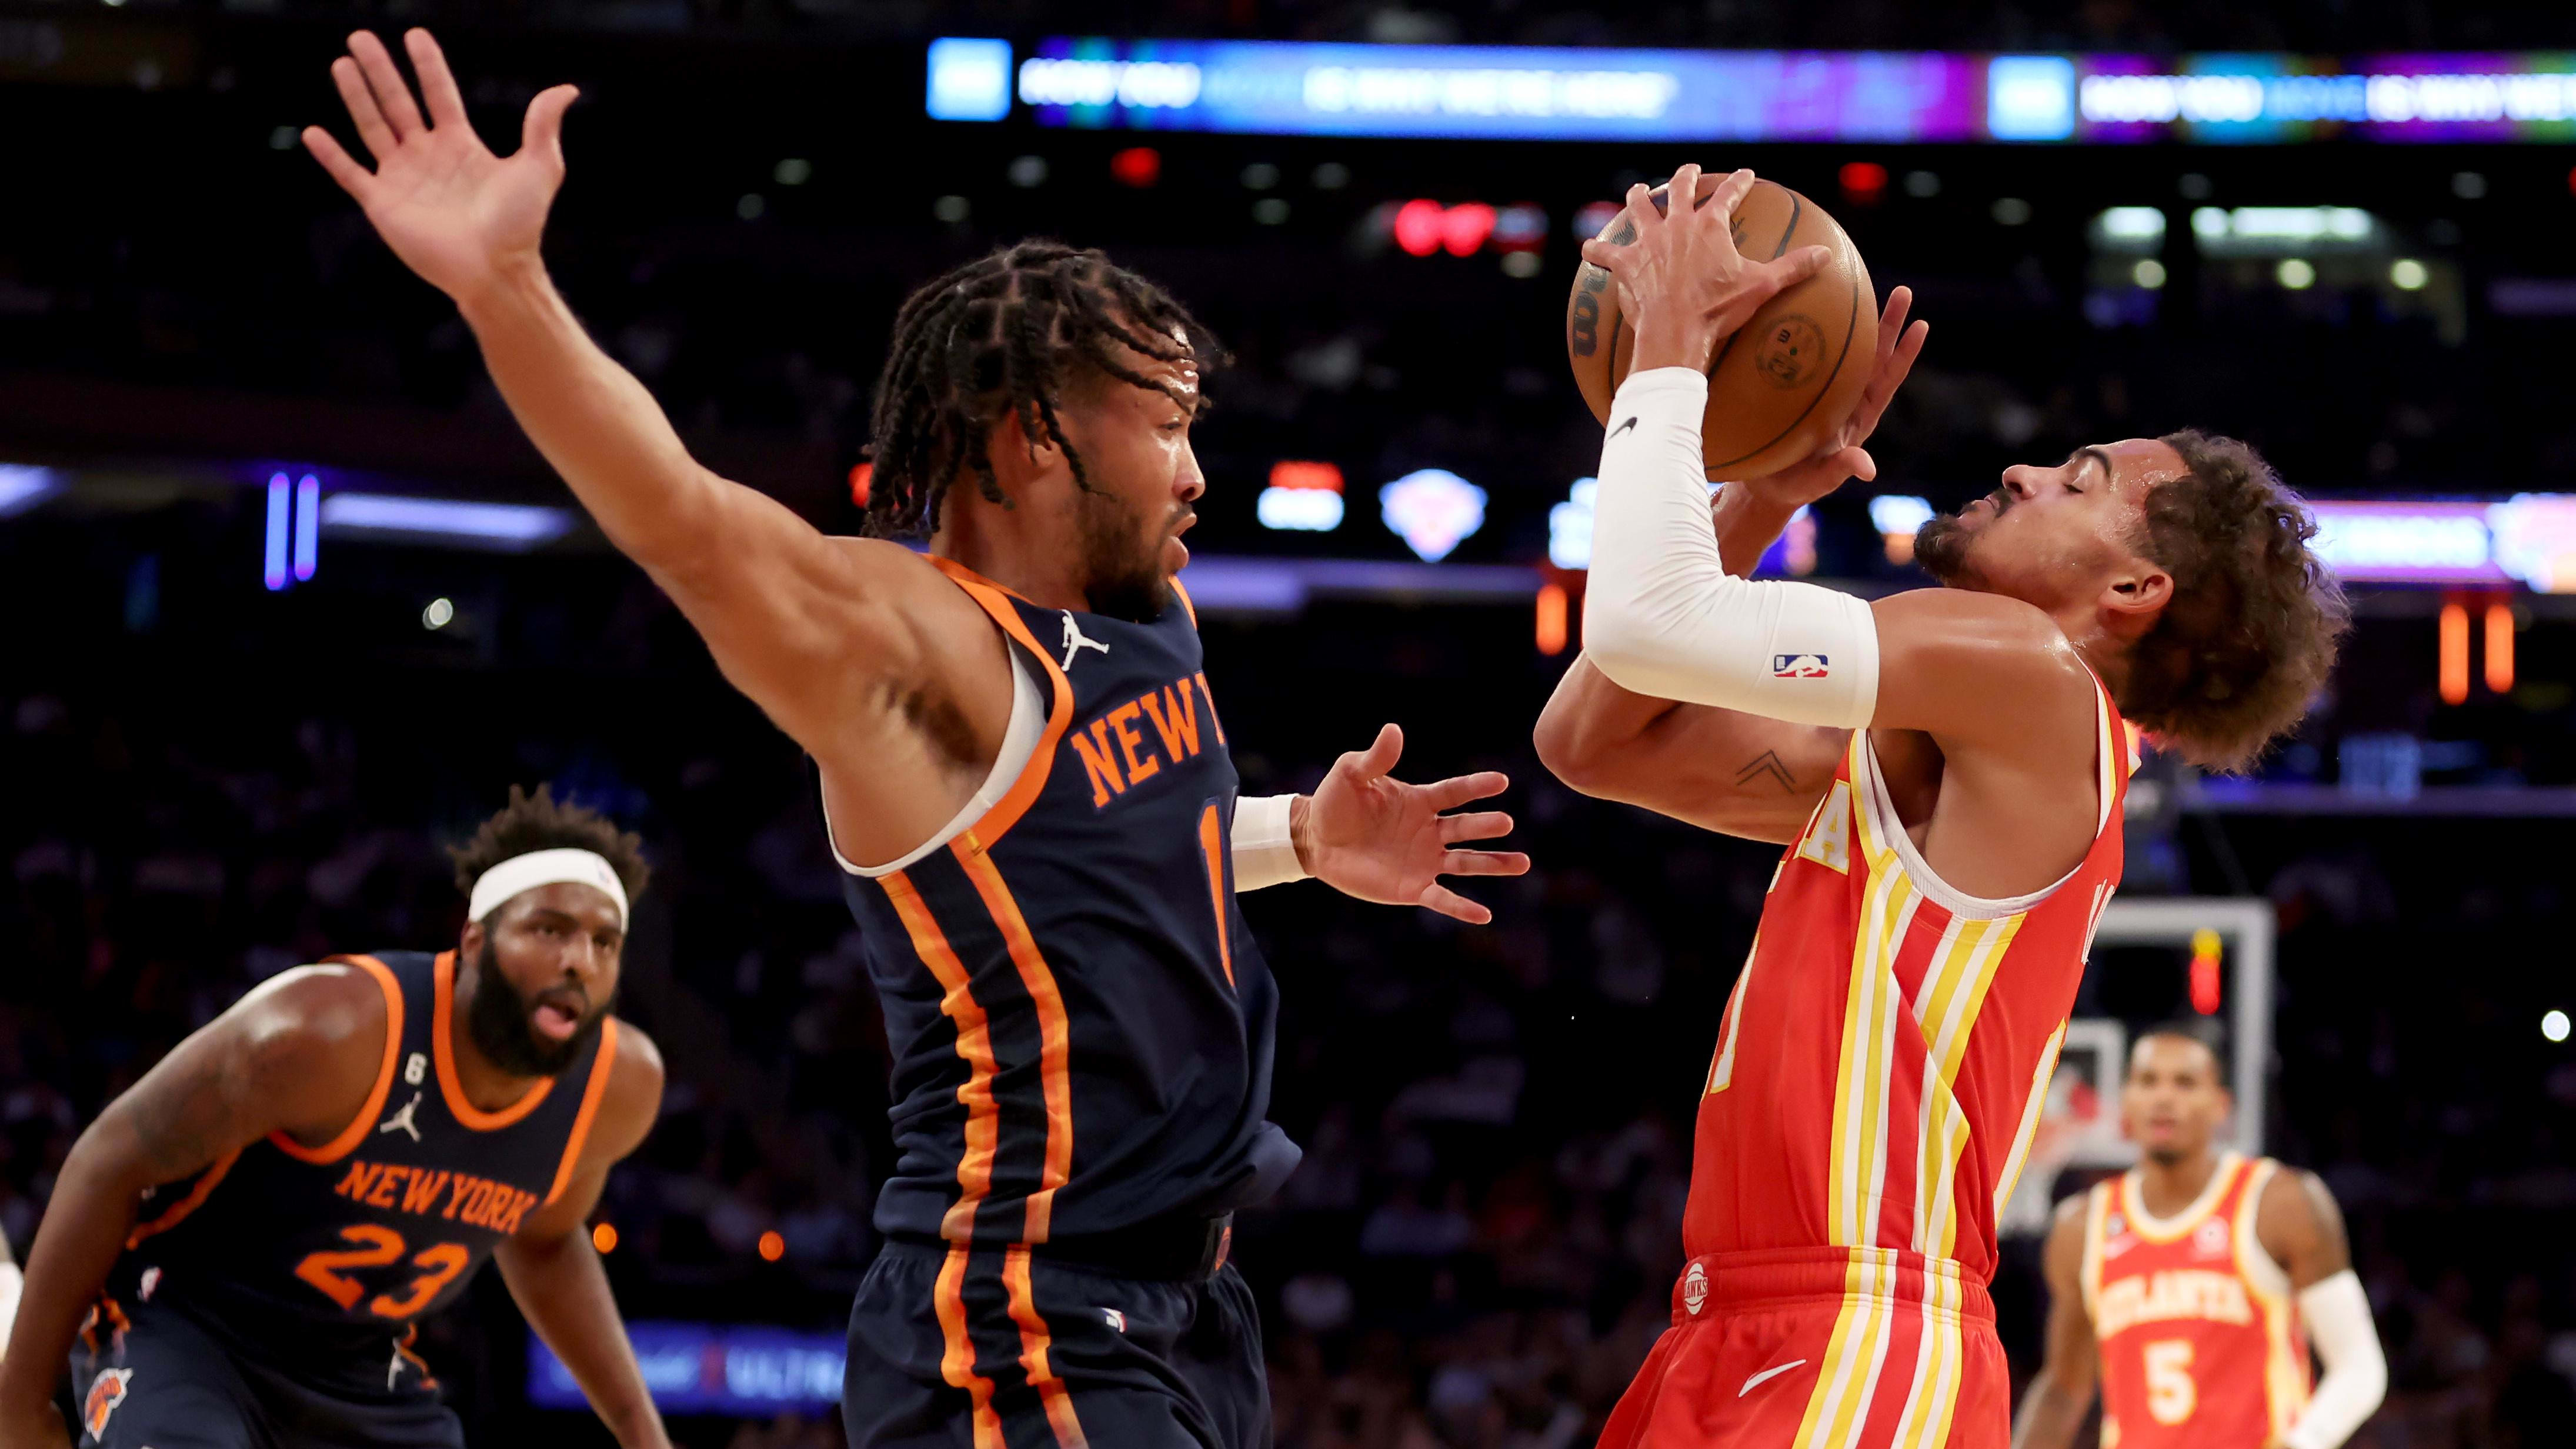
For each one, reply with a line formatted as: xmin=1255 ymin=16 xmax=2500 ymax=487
xmin=468 ymin=848 xmax=630 ymax=930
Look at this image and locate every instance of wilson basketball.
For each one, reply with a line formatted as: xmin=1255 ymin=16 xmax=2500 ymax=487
xmin=1566 ymin=175 xmax=1877 ymax=481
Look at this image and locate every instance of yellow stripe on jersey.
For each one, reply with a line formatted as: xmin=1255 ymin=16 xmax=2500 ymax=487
xmin=1908 ymin=911 xmax=2027 ymax=1258
xmin=1886 ymin=1258 xmax=1966 ymax=1449
xmin=1830 ymin=859 xmax=1915 ymax=1246
xmin=1992 ymin=1019 xmax=2070 ymax=1222
xmin=1794 ymin=1249 xmax=1900 ymax=1449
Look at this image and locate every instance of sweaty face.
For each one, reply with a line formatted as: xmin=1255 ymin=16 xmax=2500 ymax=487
xmin=1914 ymin=439 xmax=2184 ymax=611
xmin=465 ymin=882 xmax=623 ymax=1078
xmin=2119 ymin=1034 xmax=2230 ymax=1167
xmin=1057 ymin=341 xmax=1205 ymax=622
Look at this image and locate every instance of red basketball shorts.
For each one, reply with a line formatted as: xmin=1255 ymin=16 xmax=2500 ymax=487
xmin=1599 ymin=1247 xmax=2008 ymax=1449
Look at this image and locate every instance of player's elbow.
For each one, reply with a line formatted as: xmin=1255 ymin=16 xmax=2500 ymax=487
xmin=1534 ymin=691 xmax=1619 ymax=796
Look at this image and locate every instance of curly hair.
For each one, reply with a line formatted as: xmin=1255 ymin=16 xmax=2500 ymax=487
xmin=2119 ymin=431 xmax=2350 ymax=772
xmin=862 ymin=240 xmax=1221 ymax=541
xmin=448 ymin=784 xmax=650 ymax=904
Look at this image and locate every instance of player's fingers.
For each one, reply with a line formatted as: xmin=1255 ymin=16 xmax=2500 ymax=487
xmin=301 ymin=126 xmax=377 ymax=200
xmin=1770 ymin=244 xmax=1831 ymax=290
xmin=405 ymin=28 xmax=470 ymax=129
xmin=1442 ymin=850 xmax=1533 ymax=877
xmin=1707 ymin=167 xmax=1756 ymax=228
xmin=1338 ymin=722 xmax=1402 ymax=781
xmin=1838 ymin=447 xmax=1877 ymax=483
xmin=330 ymin=56 xmax=399 ymax=162
xmin=522 ymin=83 xmax=579 ymax=166
xmin=1877 ymin=285 xmax=1913 ymax=356
xmin=1422 ymin=770 xmax=1510 ymax=810
xmin=1436 ymin=810 xmax=1514 ymax=845
xmin=1416 ymin=884 xmax=1494 ymax=925
xmin=346 ymin=30 xmax=426 ymax=140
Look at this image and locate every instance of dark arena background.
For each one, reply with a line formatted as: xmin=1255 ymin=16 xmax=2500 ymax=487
xmin=8 ymin=2 xmax=2576 ymax=1445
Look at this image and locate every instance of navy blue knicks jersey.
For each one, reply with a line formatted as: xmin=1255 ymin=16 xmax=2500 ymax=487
xmin=839 ymin=558 xmax=1299 ymax=1251
xmin=105 ymin=950 xmax=616 ymax=1387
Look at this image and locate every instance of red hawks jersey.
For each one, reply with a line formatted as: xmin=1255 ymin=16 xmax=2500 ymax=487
xmin=1683 ymin=679 xmax=2130 ymax=1288
xmin=2083 ymin=1154 xmax=2313 ymax=1449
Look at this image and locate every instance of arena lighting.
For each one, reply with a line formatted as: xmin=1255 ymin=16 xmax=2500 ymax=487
xmin=2090 ymin=206 xmax=2167 ymax=251
xmin=1386 ymin=199 xmax=1522 ymax=257
xmin=531 ymin=1323 xmax=845 ymax=1414
xmin=263 ymin=474 xmax=291 ymax=592
xmin=756 ymin=1231 xmax=786 ymax=1262
xmin=2133 ymin=258 xmax=2168 ymax=288
xmin=925 ymin=37 xmax=1013 ymax=122
xmin=1109 ymin=146 xmax=1161 ymax=187
xmin=1257 ymin=460 xmax=1346 ymax=532
xmin=2439 ymin=601 xmax=2471 ymax=705
xmin=1868 ymin=494 xmax=1934 ymax=565
xmin=422 ymin=598 xmax=455 ymax=630
xmin=2188 ymin=927 xmax=2224 ymax=1015
xmin=1838 ymin=161 xmax=1888 ymax=204
xmin=2193 ymin=206 xmax=2380 ymax=257
xmin=2486 ymin=600 xmax=2516 ymax=694
xmin=847 ymin=462 xmax=873 ymax=507
xmin=318 ymin=494 xmax=576 ymax=552
xmin=1534 ymin=581 xmax=1569 ymax=655
xmin=2277 ymin=258 xmax=2317 ymax=289
xmin=1379 ymin=469 xmax=1486 ymax=562
xmin=2391 ymin=257 xmax=2430 ymax=289
xmin=590 ymin=1221 xmax=618 ymax=1254
xmin=293 ymin=474 xmax=319 ymax=582
xmin=957 ymin=41 xmax=2576 ymax=144
xmin=2547 ymin=1010 xmax=2572 ymax=1044
xmin=1571 ymin=200 xmax=1620 ymax=240
xmin=0 ymin=464 xmax=64 ymax=517
xmin=1549 ymin=477 xmax=1599 ymax=569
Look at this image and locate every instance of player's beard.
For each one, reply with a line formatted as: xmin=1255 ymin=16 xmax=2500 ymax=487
xmin=1076 ymin=484 xmax=1177 ymax=624
xmin=466 ymin=941 xmax=612 ymax=1078
xmin=1913 ymin=489 xmax=2011 ymax=585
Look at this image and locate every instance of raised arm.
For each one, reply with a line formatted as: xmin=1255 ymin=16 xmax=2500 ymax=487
xmin=493 ymin=1025 xmax=669 ymax=1449
xmin=2011 ymin=1194 xmax=2098 ymax=1449
xmin=1537 ymin=278 xmax=1926 ymax=842
xmin=0 ymin=968 xmax=388 ymax=1448
xmin=303 ymin=32 xmax=1007 ymax=815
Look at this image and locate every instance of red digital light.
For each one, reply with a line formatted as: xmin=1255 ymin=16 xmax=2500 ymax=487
xmin=1269 ymin=460 xmax=1344 ymax=492
xmin=1110 ymin=146 xmax=1161 ymax=188
xmin=1393 ymin=199 xmax=1446 ymax=257
xmin=1442 ymin=202 xmax=1497 ymax=257
xmin=848 ymin=462 xmax=873 ymax=507
xmin=1839 ymin=161 xmax=1888 ymax=204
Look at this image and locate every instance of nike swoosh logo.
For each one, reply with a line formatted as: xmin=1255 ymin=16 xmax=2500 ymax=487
xmin=1610 ymin=415 xmax=1639 ymax=439
xmin=1739 ymin=1359 xmax=1808 ymax=1397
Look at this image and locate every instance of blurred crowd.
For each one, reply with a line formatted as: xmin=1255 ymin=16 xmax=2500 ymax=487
xmin=6 ymin=549 xmax=2576 ymax=1449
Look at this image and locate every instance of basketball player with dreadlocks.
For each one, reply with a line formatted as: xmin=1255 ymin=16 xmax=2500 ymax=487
xmin=0 ymin=787 xmax=669 ymax=1449
xmin=298 ymin=29 xmax=1528 ymax=1449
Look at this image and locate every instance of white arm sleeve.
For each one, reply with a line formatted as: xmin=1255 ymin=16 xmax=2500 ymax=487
xmin=1581 ymin=368 xmax=1880 ymax=728
xmin=2283 ymin=1270 xmax=2386 ymax=1449
xmin=1230 ymin=794 xmax=1307 ymax=892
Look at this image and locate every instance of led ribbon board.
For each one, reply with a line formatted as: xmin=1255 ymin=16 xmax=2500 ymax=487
xmin=933 ymin=39 xmax=2576 ymax=142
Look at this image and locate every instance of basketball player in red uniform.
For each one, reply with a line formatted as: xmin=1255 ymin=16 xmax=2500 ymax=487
xmin=1534 ymin=165 xmax=2349 ymax=1447
xmin=2014 ymin=1028 xmax=2385 ymax=1449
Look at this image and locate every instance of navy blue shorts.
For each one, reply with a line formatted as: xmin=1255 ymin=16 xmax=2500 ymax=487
xmin=69 ymin=1298 xmax=462 ymax=1449
xmin=843 ymin=1240 xmax=1268 ymax=1449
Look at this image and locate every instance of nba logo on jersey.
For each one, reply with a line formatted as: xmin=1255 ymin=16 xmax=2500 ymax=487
xmin=1771 ymin=654 xmax=1830 ymax=678
xmin=1680 ymin=1262 xmax=1709 ymax=1316
xmin=2194 ymin=1217 xmax=2231 ymax=1257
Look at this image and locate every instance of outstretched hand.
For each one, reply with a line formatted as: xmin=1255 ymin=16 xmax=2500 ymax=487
xmin=1296 ymin=725 xmax=1530 ymax=925
xmin=1579 ymin=164 xmax=1830 ymax=375
xmin=1739 ymin=285 xmax=1931 ymax=508
xmin=303 ymin=29 xmax=577 ymax=307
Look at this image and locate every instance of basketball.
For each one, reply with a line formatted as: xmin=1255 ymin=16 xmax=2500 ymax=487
xmin=1566 ymin=174 xmax=1877 ymax=481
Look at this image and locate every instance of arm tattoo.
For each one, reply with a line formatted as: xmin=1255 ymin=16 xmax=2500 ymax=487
xmin=1734 ymin=751 xmax=1798 ymax=793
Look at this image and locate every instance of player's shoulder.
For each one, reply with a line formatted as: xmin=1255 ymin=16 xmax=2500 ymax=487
xmin=211 ymin=962 xmax=398 ymax=1091
xmin=2049 ymin=1181 xmax=2103 ymax=1236
xmin=589 ymin=1017 xmax=666 ymax=1161
xmin=2253 ymin=1159 xmax=2345 ymax=1250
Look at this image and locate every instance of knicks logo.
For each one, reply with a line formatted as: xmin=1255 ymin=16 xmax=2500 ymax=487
xmin=1773 ymin=654 xmax=1830 ymax=678
xmin=1681 ymin=1263 xmax=1709 ymax=1316
xmin=84 ymin=1368 xmax=134 ymax=1438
